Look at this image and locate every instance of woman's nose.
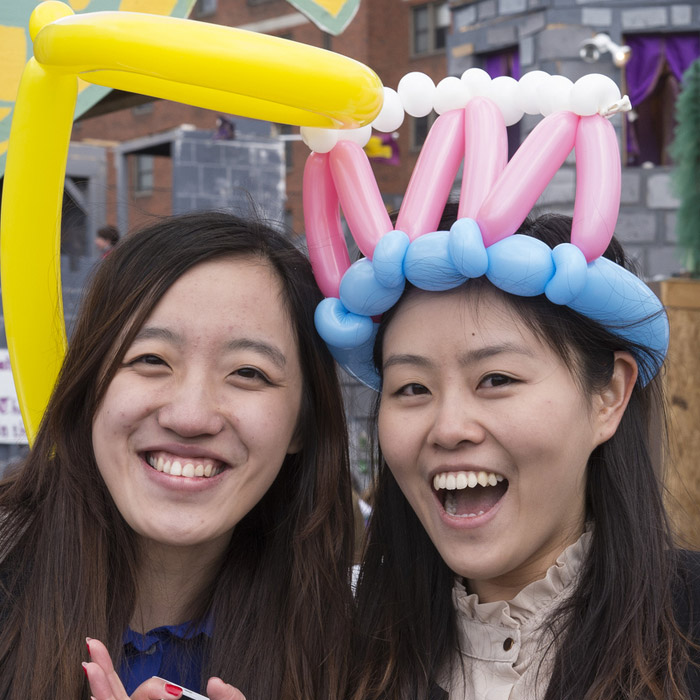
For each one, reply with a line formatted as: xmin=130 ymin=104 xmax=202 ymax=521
xmin=156 ymin=376 xmax=225 ymax=437
xmin=427 ymin=393 xmax=486 ymax=450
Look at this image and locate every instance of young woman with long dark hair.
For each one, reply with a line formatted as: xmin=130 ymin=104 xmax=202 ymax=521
xmin=0 ymin=211 xmax=354 ymax=700
xmin=345 ymin=210 xmax=700 ymax=699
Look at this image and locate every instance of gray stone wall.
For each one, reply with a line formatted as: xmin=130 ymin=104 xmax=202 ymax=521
xmin=447 ymin=0 xmax=699 ymax=279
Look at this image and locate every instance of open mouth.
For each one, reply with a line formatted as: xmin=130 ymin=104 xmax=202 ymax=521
xmin=144 ymin=451 xmax=225 ymax=479
xmin=433 ymin=470 xmax=508 ymax=518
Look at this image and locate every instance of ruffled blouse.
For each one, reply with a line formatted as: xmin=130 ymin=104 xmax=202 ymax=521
xmin=440 ymin=532 xmax=590 ymax=700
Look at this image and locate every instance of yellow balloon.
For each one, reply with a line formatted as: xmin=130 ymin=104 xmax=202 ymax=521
xmin=0 ymin=1 xmax=383 ymax=444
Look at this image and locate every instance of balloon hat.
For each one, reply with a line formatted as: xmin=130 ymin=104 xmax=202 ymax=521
xmin=0 ymin=0 xmax=383 ymax=444
xmin=303 ymin=69 xmax=669 ymax=390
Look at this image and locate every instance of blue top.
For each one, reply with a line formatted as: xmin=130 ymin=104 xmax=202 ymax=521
xmin=120 ymin=619 xmax=212 ymax=694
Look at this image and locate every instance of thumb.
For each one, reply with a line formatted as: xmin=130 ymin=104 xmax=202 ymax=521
xmin=206 ymin=677 xmax=246 ymax=700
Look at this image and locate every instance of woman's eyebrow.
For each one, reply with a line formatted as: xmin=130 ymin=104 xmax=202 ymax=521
xmin=132 ymin=328 xmax=288 ymax=368
xmin=383 ymin=353 xmax=432 ymax=371
xmin=383 ymin=343 xmax=535 ymax=371
xmin=225 ymin=338 xmax=287 ymax=368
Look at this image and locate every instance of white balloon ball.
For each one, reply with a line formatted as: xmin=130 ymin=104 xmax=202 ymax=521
xmin=300 ymin=126 xmax=338 ymax=153
xmin=337 ymin=124 xmax=372 ymax=148
xmin=371 ymin=87 xmax=405 ymax=132
xmin=485 ymin=75 xmax=524 ymax=126
xmin=397 ymin=72 xmax=436 ymax=118
xmin=538 ymin=75 xmax=574 ymax=116
xmin=570 ymin=73 xmax=622 ymax=116
xmin=434 ymin=76 xmax=470 ymax=114
xmin=517 ymin=70 xmax=550 ymax=115
xmin=461 ymin=67 xmax=492 ymax=97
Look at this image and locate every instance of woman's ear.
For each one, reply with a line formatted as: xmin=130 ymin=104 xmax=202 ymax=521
xmin=593 ymin=351 xmax=638 ymax=446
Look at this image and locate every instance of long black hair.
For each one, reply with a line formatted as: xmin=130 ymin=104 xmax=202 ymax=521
xmin=0 ymin=211 xmax=354 ymax=700
xmin=349 ymin=208 xmax=694 ymax=699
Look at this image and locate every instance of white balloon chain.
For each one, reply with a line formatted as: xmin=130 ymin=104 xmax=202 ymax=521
xmin=301 ymin=68 xmax=631 ymax=153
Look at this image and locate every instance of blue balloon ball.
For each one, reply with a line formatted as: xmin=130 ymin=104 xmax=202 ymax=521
xmin=545 ymin=243 xmax=588 ymax=305
xmin=373 ymin=230 xmax=410 ymax=289
xmin=405 ymin=231 xmax=466 ymax=291
xmin=448 ymin=218 xmax=488 ymax=278
xmin=314 ymin=297 xmax=375 ymax=349
xmin=486 ymin=235 xmax=554 ymax=296
xmin=339 ymin=258 xmax=405 ymax=316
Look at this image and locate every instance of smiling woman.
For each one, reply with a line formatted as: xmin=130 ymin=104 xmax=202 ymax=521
xmin=0 ymin=212 xmax=354 ymax=700
xmin=348 ymin=207 xmax=700 ymax=700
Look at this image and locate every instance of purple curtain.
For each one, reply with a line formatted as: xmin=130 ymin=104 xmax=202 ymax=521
xmin=625 ymin=34 xmax=700 ymax=164
xmin=484 ymin=50 xmax=520 ymax=80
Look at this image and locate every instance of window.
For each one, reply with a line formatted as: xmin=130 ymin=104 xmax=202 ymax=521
xmin=482 ymin=47 xmax=521 ymax=159
xmin=624 ymin=33 xmax=700 ymax=166
xmin=411 ymin=113 xmax=437 ymax=151
xmin=411 ymin=3 xmax=449 ymax=56
xmin=193 ymin=0 xmax=217 ymax=18
xmin=134 ymin=155 xmax=154 ymax=194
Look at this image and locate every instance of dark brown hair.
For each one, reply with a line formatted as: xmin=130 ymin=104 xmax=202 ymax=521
xmin=349 ymin=208 xmax=695 ymax=699
xmin=0 ymin=211 xmax=353 ymax=700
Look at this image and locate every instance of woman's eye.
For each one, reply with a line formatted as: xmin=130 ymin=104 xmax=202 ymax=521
xmin=233 ymin=367 xmax=271 ymax=383
xmin=480 ymin=373 xmax=513 ymax=388
xmin=129 ymin=354 xmax=166 ymax=366
xmin=396 ymin=382 xmax=429 ymax=397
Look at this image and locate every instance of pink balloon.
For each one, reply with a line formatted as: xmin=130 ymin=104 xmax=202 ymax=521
xmin=303 ymin=152 xmax=351 ymax=299
xmin=459 ymin=97 xmax=508 ymax=219
xmin=476 ymin=110 xmax=579 ymax=246
xmin=396 ymin=109 xmax=465 ymax=240
xmin=572 ymin=115 xmax=621 ymax=262
xmin=329 ymin=140 xmax=393 ymax=258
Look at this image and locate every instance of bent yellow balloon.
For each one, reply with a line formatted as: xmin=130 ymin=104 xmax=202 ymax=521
xmin=1 ymin=0 xmax=383 ymax=444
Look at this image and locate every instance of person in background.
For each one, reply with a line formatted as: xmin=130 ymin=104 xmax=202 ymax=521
xmin=96 ymin=224 xmax=120 ymax=257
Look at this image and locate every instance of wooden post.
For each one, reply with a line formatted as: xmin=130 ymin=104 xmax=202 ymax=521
xmin=658 ymin=278 xmax=700 ymax=550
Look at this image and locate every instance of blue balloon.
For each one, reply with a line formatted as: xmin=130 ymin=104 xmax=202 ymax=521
xmin=448 ymin=218 xmax=488 ymax=278
xmin=314 ymin=297 xmax=375 ymax=349
xmin=545 ymin=243 xmax=588 ymax=305
xmin=373 ymin=230 xmax=410 ymax=289
xmin=328 ymin=327 xmax=380 ymax=390
xmin=405 ymin=231 xmax=466 ymax=291
xmin=486 ymin=235 xmax=554 ymax=297
xmin=339 ymin=258 xmax=405 ymax=316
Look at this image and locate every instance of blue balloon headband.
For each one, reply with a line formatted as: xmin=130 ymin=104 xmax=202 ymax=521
xmin=313 ymin=220 xmax=668 ymax=390
xmin=301 ymin=72 xmax=669 ymax=391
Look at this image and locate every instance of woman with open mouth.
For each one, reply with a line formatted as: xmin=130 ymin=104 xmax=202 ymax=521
xmin=0 ymin=211 xmax=354 ymax=700
xmin=340 ymin=207 xmax=700 ymax=699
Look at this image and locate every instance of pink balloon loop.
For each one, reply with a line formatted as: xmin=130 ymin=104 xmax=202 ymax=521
xmin=303 ymin=152 xmax=351 ymax=299
xmin=396 ymin=109 xmax=465 ymax=240
xmin=572 ymin=115 xmax=621 ymax=262
xmin=476 ymin=110 xmax=579 ymax=247
xmin=459 ymin=97 xmax=508 ymax=219
xmin=329 ymin=140 xmax=393 ymax=259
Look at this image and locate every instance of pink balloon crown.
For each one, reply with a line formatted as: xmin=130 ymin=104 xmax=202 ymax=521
xmin=302 ymin=70 xmax=668 ymax=390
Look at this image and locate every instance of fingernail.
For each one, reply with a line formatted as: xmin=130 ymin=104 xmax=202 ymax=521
xmin=82 ymin=662 xmax=89 ymax=678
xmin=165 ymin=683 xmax=182 ymax=697
xmin=86 ymin=638 xmax=92 ymax=657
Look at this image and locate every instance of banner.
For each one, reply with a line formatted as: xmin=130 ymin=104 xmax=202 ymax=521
xmin=285 ymin=0 xmax=360 ymax=36
xmin=0 ymin=0 xmax=197 ymax=177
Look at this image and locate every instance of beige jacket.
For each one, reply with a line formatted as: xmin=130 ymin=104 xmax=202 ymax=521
xmin=439 ymin=532 xmax=590 ymax=700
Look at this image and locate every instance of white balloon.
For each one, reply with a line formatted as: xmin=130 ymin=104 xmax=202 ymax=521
xmin=371 ymin=87 xmax=405 ymax=132
xmin=485 ymin=75 xmax=524 ymax=126
xmin=300 ymin=126 xmax=338 ymax=153
xmin=570 ymin=73 xmax=622 ymax=116
xmin=538 ymin=75 xmax=574 ymax=116
xmin=434 ymin=76 xmax=470 ymax=114
xmin=517 ymin=70 xmax=550 ymax=115
xmin=461 ymin=67 xmax=491 ymax=97
xmin=397 ymin=72 xmax=436 ymax=118
xmin=337 ymin=124 xmax=372 ymax=148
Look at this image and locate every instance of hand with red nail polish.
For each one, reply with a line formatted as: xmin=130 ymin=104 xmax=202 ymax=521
xmin=83 ymin=638 xmax=246 ymax=700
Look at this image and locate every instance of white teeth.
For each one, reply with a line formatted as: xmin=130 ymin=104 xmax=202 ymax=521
xmin=432 ymin=470 xmax=506 ymax=491
xmin=147 ymin=454 xmax=221 ymax=479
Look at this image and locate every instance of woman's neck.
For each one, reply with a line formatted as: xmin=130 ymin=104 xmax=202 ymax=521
xmin=131 ymin=533 xmax=230 ymax=634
